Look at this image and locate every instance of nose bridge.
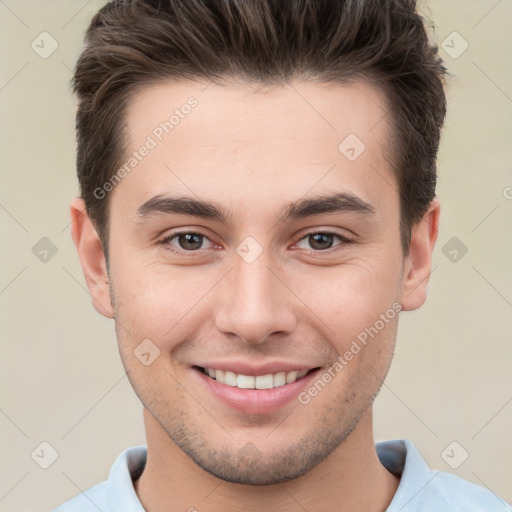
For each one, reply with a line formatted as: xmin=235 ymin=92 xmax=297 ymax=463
xmin=213 ymin=248 xmax=297 ymax=345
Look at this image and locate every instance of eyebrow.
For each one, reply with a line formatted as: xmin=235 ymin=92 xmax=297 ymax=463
xmin=135 ymin=192 xmax=376 ymax=225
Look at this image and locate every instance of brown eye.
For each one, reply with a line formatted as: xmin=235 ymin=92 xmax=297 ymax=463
xmin=307 ymin=233 xmax=336 ymax=250
xmin=160 ymin=232 xmax=214 ymax=253
xmin=176 ymin=233 xmax=204 ymax=251
xmin=296 ymin=231 xmax=349 ymax=252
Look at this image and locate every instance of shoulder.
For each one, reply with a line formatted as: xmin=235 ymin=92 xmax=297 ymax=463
xmin=378 ymin=439 xmax=511 ymax=512
xmin=51 ymin=445 xmax=147 ymax=512
xmin=51 ymin=481 xmax=108 ymax=512
xmin=423 ymin=469 xmax=510 ymax=510
xmin=402 ymin=469 xmax=512 ymax=511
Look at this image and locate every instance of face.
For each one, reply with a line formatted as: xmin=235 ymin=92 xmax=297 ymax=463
xmin=86 ymin=79 xmax=416 ymax=484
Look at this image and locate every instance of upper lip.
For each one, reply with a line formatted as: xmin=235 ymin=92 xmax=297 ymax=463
xmin=194 ymin=361 xmax=321 ymax=376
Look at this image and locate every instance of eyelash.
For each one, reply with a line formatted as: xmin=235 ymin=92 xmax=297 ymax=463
xmin=158 ymin=230 xmax=352 ymax=256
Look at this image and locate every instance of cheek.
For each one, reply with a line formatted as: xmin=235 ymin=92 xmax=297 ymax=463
xmin=300 ymin=257 xmax=401 ymax=340
xmin=112 ymin=263 xmax=217 ymax=346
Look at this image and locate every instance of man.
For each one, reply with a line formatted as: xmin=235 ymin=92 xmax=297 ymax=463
xmin=53 ymin=0 xmax=509 ymax=510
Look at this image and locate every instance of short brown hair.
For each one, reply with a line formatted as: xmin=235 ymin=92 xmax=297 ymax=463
xmin=72 ymin=0 xmax=448 ymax=261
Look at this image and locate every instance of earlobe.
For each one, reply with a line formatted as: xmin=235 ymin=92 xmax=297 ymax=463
xmin=70 ymin=198 xmax=114 ymax=318
xmin=401 ymin=198 xmax=441 ymax=311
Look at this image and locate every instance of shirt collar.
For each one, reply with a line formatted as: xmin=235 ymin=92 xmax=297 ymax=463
xmin=107 ymin=444 xmax=146 ymax=512
xmin=108 ymin=439 xmax=427 ymax=511
xmin=376 ymin=438 xmax=439 ymax=511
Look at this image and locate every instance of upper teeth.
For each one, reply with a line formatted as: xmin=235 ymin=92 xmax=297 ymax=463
xmin=205 ymin=368 xmax=309 ymax=389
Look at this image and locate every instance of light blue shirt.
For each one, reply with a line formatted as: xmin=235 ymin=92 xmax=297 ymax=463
xmin=52 ymin=439 xmax=511 ymax=511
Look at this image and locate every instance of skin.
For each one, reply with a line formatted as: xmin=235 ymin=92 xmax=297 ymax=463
xmin=71 ymin=79 xmax=440 ymax=512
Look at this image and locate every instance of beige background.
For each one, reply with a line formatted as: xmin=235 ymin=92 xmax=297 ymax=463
xmin=0 ymin=1 xmax=511 ymax=510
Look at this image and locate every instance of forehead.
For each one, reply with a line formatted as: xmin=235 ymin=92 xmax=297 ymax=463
xmin=125 ymin=78 xmax=391 ymax=152
xmin=114 ymin=79 xmax=396 ymax=223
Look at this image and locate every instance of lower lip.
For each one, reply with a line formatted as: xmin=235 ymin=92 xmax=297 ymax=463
xmin=192 ymin=367 xmax=322 ymax=415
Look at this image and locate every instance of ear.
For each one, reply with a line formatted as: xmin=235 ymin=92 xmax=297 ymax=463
xmin=401 ymin=198 xmax=440 ymax=311
xmin=70 ymin=198 xmax=114 ymax=318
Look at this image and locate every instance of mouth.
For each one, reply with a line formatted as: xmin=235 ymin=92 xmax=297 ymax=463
xmin=191 ymin=361 xmax=324 ymax=414
xmin=194 ymin=365 xmax=320 ymax=390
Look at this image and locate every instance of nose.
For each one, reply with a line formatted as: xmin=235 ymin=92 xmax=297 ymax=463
xmin=213 ymin=251 xmax=298 ymax=345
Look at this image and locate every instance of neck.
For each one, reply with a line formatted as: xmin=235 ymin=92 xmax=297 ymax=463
xmin=134 ymin=408 xmax=400 ymax=512
xmin=134 ymin=407 xmax=399 ymax=512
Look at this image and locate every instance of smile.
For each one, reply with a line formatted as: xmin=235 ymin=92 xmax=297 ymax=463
xmin=198 ymin=366 xmax=314 ymax=389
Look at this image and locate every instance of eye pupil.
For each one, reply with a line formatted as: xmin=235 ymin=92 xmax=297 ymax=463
xmin=179 ymin=233 xmax=203 ymax=250
xmin=309 ymin=233 xmax=334 ymax=250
